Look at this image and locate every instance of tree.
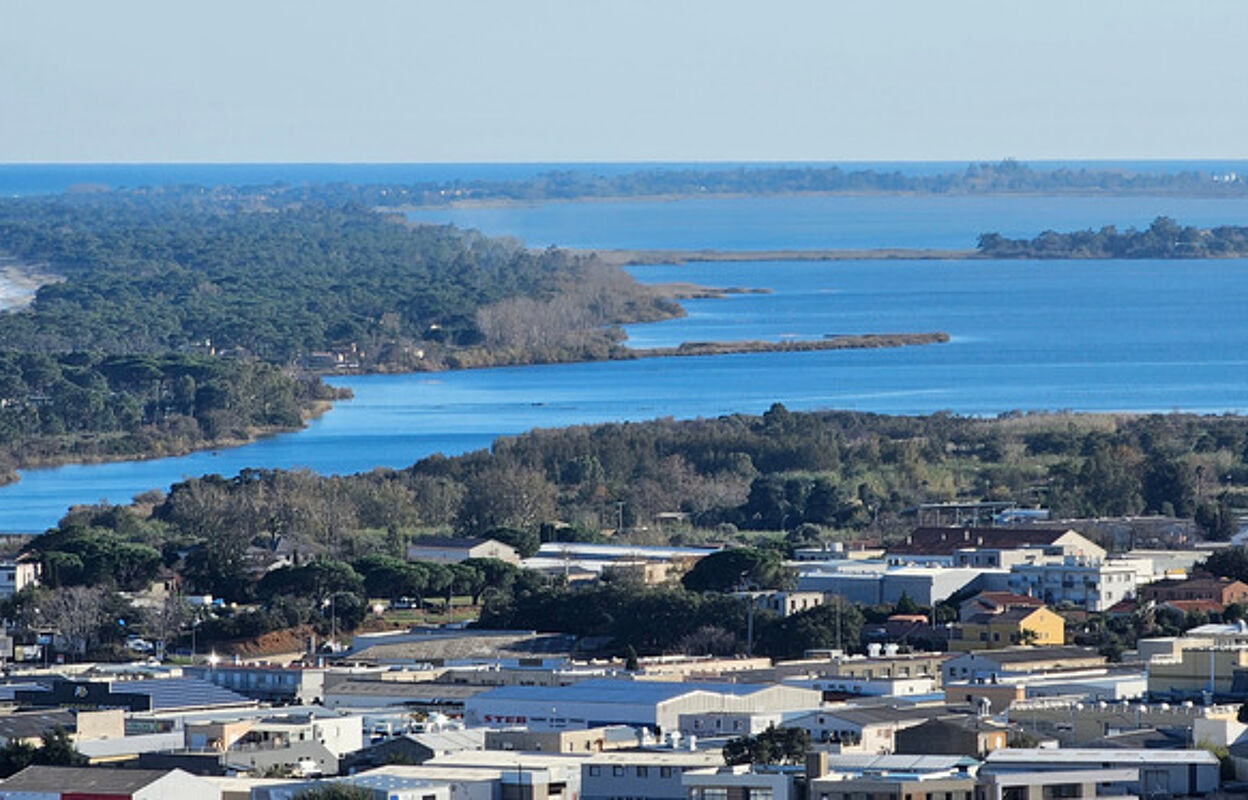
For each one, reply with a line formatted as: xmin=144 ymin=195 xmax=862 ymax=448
xmin=457 ymin=467 xmax=557 ymax=536
xmin=682 ymin=548 xmax=793 ymax=593
xmin=723 ymin=725 xmax=810 ymax=766
xmin=42 ymin=586 xmax=106 ymax=659
xmin=292 ymin=783 xmax=376 ymax=800
xmin=34 ymin=727 xmax=84 ymax=768
xmin=894 ymin=592 xmax=921 ymax=616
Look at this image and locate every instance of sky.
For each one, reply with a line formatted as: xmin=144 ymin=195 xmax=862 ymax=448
xmin=2 ymin=0 xmax=1247 ymax=163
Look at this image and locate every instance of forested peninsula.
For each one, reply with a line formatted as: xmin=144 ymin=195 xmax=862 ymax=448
xmin=0 ymin=193 xmax=673 ymax=482
xmin=0 ymin=190 xmax=949 ymax=484
xmin=976 ymin=216 xmax=1248 ymax=258
xmin=175 ymin=160 xmax=1247 ymax=208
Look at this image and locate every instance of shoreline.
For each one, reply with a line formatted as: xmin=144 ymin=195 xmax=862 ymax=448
xmin=582 ymin=247 xmax=976 ymax=266
xmin=0 ymin=397 xmax=340 ymax=490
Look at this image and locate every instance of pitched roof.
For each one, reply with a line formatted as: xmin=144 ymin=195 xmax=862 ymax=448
xmin=963 ymin=607 xmax=1049 ymax=625
xmin=966 ymin=592 xmax=1046 ymax=609
xmin=888 ymin=528 xmax=1075 ymax=556
xmin=0 ymin=710 xmax=74 ymax=742
xmin=0 ymin=765 xmax=183 ymax=792
xmin=409 ymin=536 xmax=502 ymax=550
xmin=1160 ymin=599 xmax=1227 ymax=615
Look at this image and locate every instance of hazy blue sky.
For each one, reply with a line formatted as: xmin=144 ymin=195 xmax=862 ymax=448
xmin=3 ymin=0 xmax=1246 ymax=163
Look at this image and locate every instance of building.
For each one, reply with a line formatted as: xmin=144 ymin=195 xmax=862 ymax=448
xmin=796 ymin=562 xmax=1008 ymax=606
xmin=0 ymin=766 xmax=218 ymax=800
xmin=1140 ymin=575 xmax=1248 ymax=605
xmin=463 ymin=678 xmax=821 ymax=733
xmin=14 ymin=677 xmax=255 ymax=713
xmin=885 ymin=527 xmax=1105 ymax=566
xmin=344 ymin=729 xmax=487 ymax=772
xmin=941 ymin=647 xmax=1105 ymax=685
xmin=581 ymin=751 xmax=725 ymax=800
xmin=978 ymin=768 xmax=1142 ymax=800
xmin=788 ymin=704 xmax=946 ymax=752
xmin=407 ymin=537 xmax=521 ymax=565
xmin=982 ymin=748 xmax=1220 ymax=797
xmin=1007 ymin=558 xmax=1140 ymax=611
xmin=0 ymin=560 xmax=39 ymax=599
xmin=946 ymin=667 xmax=1147 ymax=709
xmin=683 ymin=765 xmax=801 ymax=800
xmin=948 ymin=606 xmax=1065 ymax=651
xmin=1005 ymin=697 xmax=1238 ymax=746
xmin=254 ymin=775 xmax=452 ymax=800
xmin=892 ymin=716 xmax=1009 ymax=757
xmin=185 ymin=665 xmax=326 ymax=704
xmin=1146 ymin=645 xmax=1248 ymax=698
xmin=958 ymin=591 xmax=1046 ymax=623
xmin=734 ymin=590 xmax=825 ymax=617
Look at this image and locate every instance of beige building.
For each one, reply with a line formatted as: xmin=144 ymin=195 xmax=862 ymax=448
xmin=407 ymin=537 xmax=521 ymax=565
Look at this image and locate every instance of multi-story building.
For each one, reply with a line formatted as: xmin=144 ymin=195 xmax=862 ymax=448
xmin=1007 ymin=557 xmax=1139 ymax=611
xmin=0 ymin=559 xmax=39 ymax=599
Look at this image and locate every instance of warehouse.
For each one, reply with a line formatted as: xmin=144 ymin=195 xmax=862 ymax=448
xmin=463 ymin=678 xmax=821 ymax=733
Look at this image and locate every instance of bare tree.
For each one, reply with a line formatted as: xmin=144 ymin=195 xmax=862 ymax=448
xmin=43 ymin=587 xmax=106 ymax=659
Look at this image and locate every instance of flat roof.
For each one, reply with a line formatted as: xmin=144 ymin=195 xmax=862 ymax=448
xmin=471 ymin=678 xmax=802 ymax=705
xmin=985 ymin=748 xmax=1218 ymax=765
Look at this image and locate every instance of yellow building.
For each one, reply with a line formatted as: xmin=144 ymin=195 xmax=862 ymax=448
xmin=948 ymin=606 xmax=1064 ymax=651
xmin=1147 ymin=647 xmax=1248 ymax=696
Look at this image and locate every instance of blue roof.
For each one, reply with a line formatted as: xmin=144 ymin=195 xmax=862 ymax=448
xmin=473 ymin=678 xmax=775 ymax=704
xmin=119 ymin=677 xmax=253 ymax=710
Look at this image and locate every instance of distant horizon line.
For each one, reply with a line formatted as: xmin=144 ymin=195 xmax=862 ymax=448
xmin=4 ymin=157 xmax=1248 ymax=168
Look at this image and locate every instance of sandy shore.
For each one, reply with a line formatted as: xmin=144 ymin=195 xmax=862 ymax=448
xmin=0 ymin=259 xmax=57 ymax=310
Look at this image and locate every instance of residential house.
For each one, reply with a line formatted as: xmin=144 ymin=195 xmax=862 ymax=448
xmin=1140 ymin=574 xmax=1248 ymax=605
xmin=958 ymin=591 xmax=1046 ymax=623
xmin=948 ymin=606 xmax=1065 ymax=651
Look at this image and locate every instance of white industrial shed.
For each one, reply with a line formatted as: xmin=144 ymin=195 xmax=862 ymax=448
xmin=463 ymin=678 xmax=821 ymax=733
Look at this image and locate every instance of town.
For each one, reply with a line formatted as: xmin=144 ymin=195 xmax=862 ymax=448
xmin=0 ymin=503 xmax=1243 ymax=800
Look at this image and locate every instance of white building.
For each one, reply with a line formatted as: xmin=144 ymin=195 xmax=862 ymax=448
xmin=1008 ymin=557 xmax=1140 ymax=611
xmin=0 ymin=560 xmax=39 ymax=599
xmin=463 ymin=678 xmax=821 ymax=733
xmin=797 ymin=561 xmax=1009 ymax=606
xmin=982 ymin=748 xmax=1220 ymax=797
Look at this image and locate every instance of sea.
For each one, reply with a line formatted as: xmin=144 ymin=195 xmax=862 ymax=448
xmin=2 ymin=161 xmax=1248 ymax=532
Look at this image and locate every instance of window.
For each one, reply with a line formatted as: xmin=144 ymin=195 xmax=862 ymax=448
xmin=590 ymin=766 xmax=601 ymax=776
xmin=614 ymin=766 xmax=625 ymax=777
xmin=661 ymin=767 xmax=674 ymax=778
xmin=703 ymin=789 xmax=727 ymax=800
xmin=1043 ymin=784 xmax=1081 ymax=799
xmin=748 ymin=789 xmax=773 ymax=800
xmin=637 ymin=767 xmax=648 ymax=778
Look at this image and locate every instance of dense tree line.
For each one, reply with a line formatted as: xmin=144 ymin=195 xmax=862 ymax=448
xmin=0 ymin=352 xmax=341 ymax=481
xmin=14 ymin=407 xmax=1248 ymax=652
xmin=132 ymin=160 xmax=1248 ymax=209
xmin=977 ymin=216 xmax=1248 ymax=259
xmin=0 ymin=196 xmax=671 ymax=364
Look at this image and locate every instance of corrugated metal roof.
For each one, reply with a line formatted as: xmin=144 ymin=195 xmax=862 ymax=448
xmin=0 ymin=765 xmax=181 ymax=792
